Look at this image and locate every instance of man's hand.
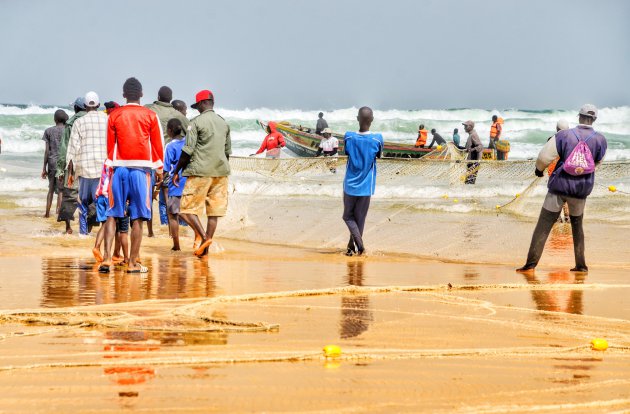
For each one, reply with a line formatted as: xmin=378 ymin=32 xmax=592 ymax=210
xmin=173 ymin=173 xmax=180 ymax=187
xmin=535 ymin=168 xmax=544 ymax=177
xmin=155 ymin=170 xmax=163 ymax=185
xmin=41 ymin=170 xmax=47 ymax=179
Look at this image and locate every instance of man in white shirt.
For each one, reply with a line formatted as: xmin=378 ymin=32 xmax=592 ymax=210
xmin=316 ymin=128 xmax=339 ymax=173
xmin=66 ymin=91 xmax=108 ymax=235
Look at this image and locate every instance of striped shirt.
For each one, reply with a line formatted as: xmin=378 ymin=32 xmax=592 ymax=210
xmin=66 ymin=111 xmax=108 ymax=179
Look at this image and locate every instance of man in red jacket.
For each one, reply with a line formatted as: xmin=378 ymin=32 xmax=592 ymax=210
xmin=99 ymin=77 xmax=164 ymax=274
xmin=254 ymin=121 xmax=285 ymax=158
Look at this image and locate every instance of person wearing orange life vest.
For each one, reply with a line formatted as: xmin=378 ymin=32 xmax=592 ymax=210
xmin=488 ymin=115 xmax=504 ymax=149
xmin=415 ymin=124 xmax=428 ymax=147
xmin=254 ymin=121 xmax=286 ymax=158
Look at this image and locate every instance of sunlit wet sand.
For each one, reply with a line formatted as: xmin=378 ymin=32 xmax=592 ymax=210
xmin=1 ymin=203 xmax=629 ymax=413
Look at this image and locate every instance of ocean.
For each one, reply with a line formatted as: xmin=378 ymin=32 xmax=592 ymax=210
xmin=1 ymin=104 xmax=629 ymax=200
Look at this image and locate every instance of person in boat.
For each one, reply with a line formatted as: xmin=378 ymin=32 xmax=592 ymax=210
xmin=489 ymin=115 xmax=504 ymax=149
xmin=415 ymin=124 xmax=428 ymax=148
xmin=516 ymin=104 xmax=607 ymax=274
xmin=547 ymin=119 xmax=570 ymax=222
xmin=316 ymin=128 xmax=339 ymax=157
xmin=427 ymin=129 xmax=447 ymax=149
xmin=463 ymin=120 xmax=483 ymax=184
xmin=342 ymin=107 xmax=384 ymax=256
xmin=254 ymin=121 xmax=286 ymax=158
xmin=316 ymin=112 xmax=329 ymax=135
xmin=452 ymin=128 xmax=464 ymax=149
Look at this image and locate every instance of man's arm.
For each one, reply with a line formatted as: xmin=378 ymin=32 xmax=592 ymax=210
xmin=57 ymin=127 xmax=69 ymax=173
xmin=225 ymin=125 xmax=232 ymax=160
xmin=65 ymin=123 xmax=80 ymax=173
xmin=256 ymin=136 xmax=268 ymax=155
xmin=42 ymin=141 xmax=49 ymax=179
xmin=149 ymin=113 xmax=164 ymax=174
xmin=535 ymin=136 xmax=559 ymax=172
xmin=496 ymin=123 xmax=502 ymax=139
xmin=427 ymin=138 xmax=436 ymax=148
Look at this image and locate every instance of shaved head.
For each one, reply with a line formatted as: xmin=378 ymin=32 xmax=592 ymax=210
xmin=158 ymin=86 xmax=173 ymax=103
xmin=357 ymin=106 xmax=374 ymax=132
xmin=172 ymin=99 xmax=187 ymax=115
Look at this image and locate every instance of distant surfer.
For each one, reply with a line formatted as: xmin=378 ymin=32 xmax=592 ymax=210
xmin=342 ymin=107 xmax=384 ymax=256
xmin=316 ymin=112 xmax=329 ymax=135
xmin=517 ymin=104 xmax=607 ymax=274
xmin=254 ymin=122 xmax=285 ymax=158
xmin=427 ymin=129 xmax=446 ymax=149
xmin=462 ymin=120 xmax=483 ymax=184
xmin=415 ymin=124 xmax=428 ymax=148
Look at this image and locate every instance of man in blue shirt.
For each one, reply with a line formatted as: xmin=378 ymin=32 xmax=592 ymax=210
xmin=342 ymin=107 xmax=384 ymax=256
xmin=163 ymin=118 xmax=191 ymax=251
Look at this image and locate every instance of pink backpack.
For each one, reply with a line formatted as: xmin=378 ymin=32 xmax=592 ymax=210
xmin=563 ymin=129 xmax=597 ymax=176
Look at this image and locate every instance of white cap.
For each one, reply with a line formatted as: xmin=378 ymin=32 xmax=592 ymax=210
xmin=322 ymin=128 xmax=332 ymax=134
xmin=556 ymin=119 xmax=570 ymax=131
xmin=578 ymin=104 xmax=597 ymax=119
xmin=84 ymin=91 xmax=100 ymax=108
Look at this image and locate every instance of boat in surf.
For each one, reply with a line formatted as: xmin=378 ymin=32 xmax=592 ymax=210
xmin=257 ymin=120 xmax=509 ymax=160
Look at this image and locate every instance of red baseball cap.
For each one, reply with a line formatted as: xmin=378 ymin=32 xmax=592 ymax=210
xmin=191 ymin=89 xmax=214 ymax=109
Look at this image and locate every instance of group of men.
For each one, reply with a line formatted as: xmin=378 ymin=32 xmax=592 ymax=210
xmin=414 ymin=115 xmax=503 ymax=152
xmin=42 ymin=78 xmax=232 ymax=273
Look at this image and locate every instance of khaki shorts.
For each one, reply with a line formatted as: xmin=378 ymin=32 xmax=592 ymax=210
xmin=180 ymin=176 xmax=228 ymax=217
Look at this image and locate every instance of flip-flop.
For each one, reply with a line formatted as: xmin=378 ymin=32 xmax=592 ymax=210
xmin=92 ymin=247 xmax=104 ymax=262
xmin=193 ymin=239 xmax=213 ymax=257
xmin=127 ymin=265 xmax=148 ymax=274
xmin=98 ymin=264 xmax=110 ymax=273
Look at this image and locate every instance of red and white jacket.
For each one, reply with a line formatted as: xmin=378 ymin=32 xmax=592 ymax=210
xmin=106 ymin=103 xmax=164 ymax=170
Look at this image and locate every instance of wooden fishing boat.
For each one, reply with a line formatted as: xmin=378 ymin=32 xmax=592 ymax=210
xmin=257 ymin=120 xmax=506 ymax=159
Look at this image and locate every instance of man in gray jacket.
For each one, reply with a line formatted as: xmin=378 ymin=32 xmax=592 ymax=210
xmin=463 ymin=120 xmax=483 ymax=184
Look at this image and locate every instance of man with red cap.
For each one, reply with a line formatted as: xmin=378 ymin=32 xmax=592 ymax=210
xmin=172 ymin=89 xmax=232 ymax=256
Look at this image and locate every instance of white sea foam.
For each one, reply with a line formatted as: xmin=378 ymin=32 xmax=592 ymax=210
xmin=0 ymin=105 xmax=69 ymax=116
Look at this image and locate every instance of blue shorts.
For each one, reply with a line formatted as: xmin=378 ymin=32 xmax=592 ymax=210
xmin=96 ymin=195 xmax=109 ymax=223
xmin=107 ymin=167 xmax=152 ymax=221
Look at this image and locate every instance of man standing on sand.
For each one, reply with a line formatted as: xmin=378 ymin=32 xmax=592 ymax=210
xmin=56 ymin=97 xmax=87 ymax=234
xmin=41 ymin=109 xmax=68 ymax=218
xmin=342 ymin=107 xmax=384 ymax=256
xmin=99 ymin=77 xmax=164 ymax=274
xmin=517 ymin=105 xmax=607 ymax=274
xmin=463 ymin=120 xmax=483 ymax=184
xmin=316 ymin=112 xmax=329 ymax=135
xmin=66 ymin=91 xmax=108 ymax=235
xmin=172 ymin=89 xmax=232 ymax=257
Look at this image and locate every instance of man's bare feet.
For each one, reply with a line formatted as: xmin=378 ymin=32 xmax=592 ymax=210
xmin=92 ymin=247 xmax=104 ymax=262
xmin=171 ymin=246 xmax=181 ymax=251
xmin=65 ymin=228 xmax=73 ymax=235
xmin=43 ymin=213 xmax=50 ymax=218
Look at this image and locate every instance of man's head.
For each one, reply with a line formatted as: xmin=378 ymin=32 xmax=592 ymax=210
xmin=54 ymin=109 xmax=69 ymax=125
xmin=454 ymin=128 xmax=459 ymax=133
xmin=556 ymin=119 xmax=570 ymax=132
xmin=431 ymin=128 xmax=436 ymax=134
xmin=578 ymin=104 xmax=597 ymax=125
xmin=157 ymin=86 xmax=173 ymax=103
xmin=462 ymin=120 xmax=475 ymax=133
xmin=72 ymin=97 xmax=86 ymax=113
xmin=191 ymin=90 xmax=214 ymax=112
xmin=123 ymin=77 xmax=143 ymax=102
xmin=318 ymin=112 xmax=324 ymax=118
xmin=419 ymin=124 xmax=424 ymax=130
xmin=492 ymin=115 xmax=498 ymax=122
xmin=104 ymin=101 xmax=120 ymax=115
xmin=84 ymin=91 xmax=100 ymax=111
xmin=322 ymin=127 xmax=332 ymax=138
xmin=357 ymin=106 xmax=373 ymax=131
xmin=172 ymin=100 xmax=187 ymax=116
xmin=166 ymin=118 xmax=184 ymax=138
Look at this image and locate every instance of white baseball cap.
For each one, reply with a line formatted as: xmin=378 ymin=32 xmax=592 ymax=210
xmin=84 ymin=91 xmax=100 ymax=108
xmin=578 ymin=104 xmax=597 ymax=119
xmin=556 ymin=119 xmax=570 ymax=130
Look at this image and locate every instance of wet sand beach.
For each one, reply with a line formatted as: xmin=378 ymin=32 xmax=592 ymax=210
xmin=1 ymin=197 xmax=630 ymax=413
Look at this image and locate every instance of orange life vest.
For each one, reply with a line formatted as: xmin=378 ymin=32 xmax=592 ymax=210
xmin=416 ymin=129 xmax=427 ymax=146
xmin=490 ymin=117 xmax=504 ymax=139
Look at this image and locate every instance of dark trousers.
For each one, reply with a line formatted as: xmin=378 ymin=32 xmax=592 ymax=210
xmin=78 ymin=177 xmax=100 ymax=235
xmin=342 ymin=193 xmax=371 ymax=252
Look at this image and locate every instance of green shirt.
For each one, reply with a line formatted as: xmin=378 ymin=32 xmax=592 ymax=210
xmin=182 ymin=109 xmax=232 ymax=177
xmin=56 ymin=111 xmax=86 ymax=178
xmin=145 ymin=101 xmax=190 ymax=144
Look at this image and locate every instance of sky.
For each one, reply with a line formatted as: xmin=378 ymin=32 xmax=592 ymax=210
xmin=1 ymin=0 xmax=628 ymax=110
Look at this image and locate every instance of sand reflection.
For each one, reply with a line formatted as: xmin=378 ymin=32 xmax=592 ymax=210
xmin=340 ymin=261 xmax=373 ymax=339
xmin=40 ymin=256 xmax=216 ymax=307
xmin=522 ymin=270 xmax=585 ymax=315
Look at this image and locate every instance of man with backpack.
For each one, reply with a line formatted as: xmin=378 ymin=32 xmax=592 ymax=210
xmin=517 ymin=104 xmax=607 ymax=274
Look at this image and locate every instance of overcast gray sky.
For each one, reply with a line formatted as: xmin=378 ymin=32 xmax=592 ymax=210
xmin=1 ymin=0 xmax=628 ymax=110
